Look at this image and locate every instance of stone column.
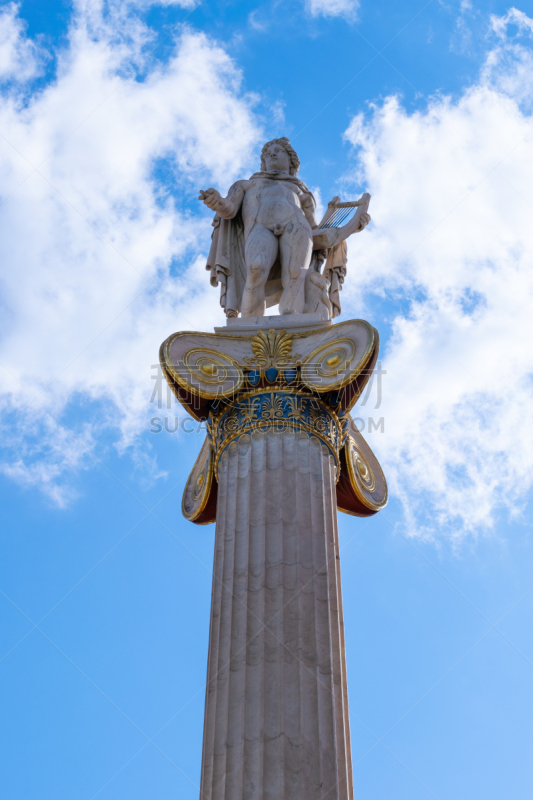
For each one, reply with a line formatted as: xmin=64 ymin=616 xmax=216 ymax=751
xmin=161 ymin=317 xmax=387 ymax=800
xmin=199 ymin=428 xmax=353 ymax=800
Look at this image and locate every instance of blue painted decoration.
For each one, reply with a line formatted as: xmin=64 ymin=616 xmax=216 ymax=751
xmin=284 ymin=368 xmax=298 ymax=384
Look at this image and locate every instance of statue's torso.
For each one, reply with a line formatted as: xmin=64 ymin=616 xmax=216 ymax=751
xmin=242 ymin=178 xmax=308 ymax=233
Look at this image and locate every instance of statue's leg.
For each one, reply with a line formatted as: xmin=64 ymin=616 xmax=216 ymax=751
xmin=279 ymin=218 xmax=313 ymax=315
xmin=242 ymin=225 xmax=278 ymax=318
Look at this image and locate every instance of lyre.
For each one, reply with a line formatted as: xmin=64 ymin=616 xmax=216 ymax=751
xmin=317 ymin=192 xmax=371 ymax=229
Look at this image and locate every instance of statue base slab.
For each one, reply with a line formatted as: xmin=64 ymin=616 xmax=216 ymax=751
xmin=215 ymin=312 xmax=331 ymax=336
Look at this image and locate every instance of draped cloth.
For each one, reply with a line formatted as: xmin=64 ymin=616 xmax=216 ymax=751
xmin=205 ymin=172 xmax=348 ymax=318
xmin=206 ymin=212 xmax=247 ymax=318
xmin=323 ymin=240 xmax=348 ymax=319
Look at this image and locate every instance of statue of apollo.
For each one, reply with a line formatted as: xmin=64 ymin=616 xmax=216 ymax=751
xmin=200 ymin=137 xmax=370 ymax=319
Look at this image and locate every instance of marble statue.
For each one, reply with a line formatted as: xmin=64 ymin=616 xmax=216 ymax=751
xmin=200 ymin=137 xmax=370 ymax=319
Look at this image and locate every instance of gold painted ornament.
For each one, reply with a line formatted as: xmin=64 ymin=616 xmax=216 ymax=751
xmin=182 ymin=437 xmax=216 ymax=524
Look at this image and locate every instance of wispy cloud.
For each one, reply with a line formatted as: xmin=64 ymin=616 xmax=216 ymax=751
xmin=342 ymin=9 xmax=533 ymax=540
xmin=0 ymin=0 xmax=262 ymax=502
xmin=2 ymin=0 xmax=533 ymax=544
xmin=306 ymin=0 xmax=359 ymax=22
xmin=0 ymin=2 xmax=46 ymax=82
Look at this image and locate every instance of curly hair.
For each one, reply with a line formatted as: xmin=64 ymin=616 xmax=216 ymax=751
xmin=260 ymin=137 xmax=300 ymax=176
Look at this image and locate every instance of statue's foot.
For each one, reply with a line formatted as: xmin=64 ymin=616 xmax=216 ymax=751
xmin=282 ymin=309 xmax=297 ymax=315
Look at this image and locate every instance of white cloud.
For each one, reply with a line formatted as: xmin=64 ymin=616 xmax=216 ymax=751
xmin=484 ymin=7 xmax=533 ymax=107
xmin=450 ymin=0 xmax=478 ymax=56
xmin=0 ymin=1 xmax=261 ymax=501
xmin=342 ymin=9 xmax=533 ymax=541
xmin=134 ymin=0 xmax=198 ymax=6
xmin=248 ymin=10 xmax=270 ymax=32
xmin=306 ymin=0 xmax=359 ymax=22
xmin=3 ymin=0 xmax=533 ymax=545
xmin=491 ymin=6 xmax=533 ymax=38
xmin=0 ymin=416 xmax=97 ymax=507
xmin=0 ymin=2 xmax=45 ymax=82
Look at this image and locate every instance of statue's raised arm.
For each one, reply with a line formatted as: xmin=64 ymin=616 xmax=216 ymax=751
xmin=201 ymin=137 xmax=372 ymax=320
xmin=199 ymin=181 xmax=246 ymax=220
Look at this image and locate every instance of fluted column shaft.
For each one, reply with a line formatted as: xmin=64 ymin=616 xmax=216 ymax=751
xmin=200 ymin=429 xmax=353 ymax=800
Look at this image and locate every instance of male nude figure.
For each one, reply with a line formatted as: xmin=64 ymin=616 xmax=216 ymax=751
xmin=200 ymin=138 xmax=370 ymax=317
xmin=199 ymin=138 xmax=317 ymax=316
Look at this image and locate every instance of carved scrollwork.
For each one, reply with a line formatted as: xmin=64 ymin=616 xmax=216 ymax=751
xmin=348 ymin=441 xmax=376 ymax=493
xmin=342 ymin=434 xmax=387 ymax=513
xmin=181 ymin=348 xmax=244 ymax=398
xmin=301 ymin=338 xmax=356 ymax=390
xmin=182 ymin=436 xmax=215 ymax=523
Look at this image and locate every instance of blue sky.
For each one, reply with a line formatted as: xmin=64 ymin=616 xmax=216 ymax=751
xmin=0 ymin=0 xmax=532 ymax=798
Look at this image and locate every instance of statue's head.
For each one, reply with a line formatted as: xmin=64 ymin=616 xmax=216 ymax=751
xmin=260 ymin=137 xmax=300 ymax=176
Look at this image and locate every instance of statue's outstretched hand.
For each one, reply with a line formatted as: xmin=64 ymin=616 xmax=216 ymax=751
xmin=199 ymin=188 xmax=222 ymax=211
